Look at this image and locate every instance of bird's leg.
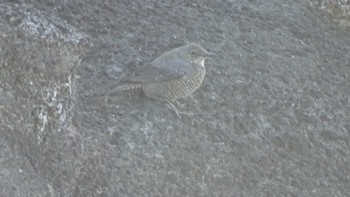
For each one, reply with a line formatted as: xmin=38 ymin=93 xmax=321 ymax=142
xmin=167 ymin=101 xmax=192 ymax=118
xmin=174 ymin=99 xmax=186 ymax=108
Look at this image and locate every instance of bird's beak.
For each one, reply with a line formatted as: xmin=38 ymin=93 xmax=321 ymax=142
xmin=204 ymin=51 xmax=216 ymax=57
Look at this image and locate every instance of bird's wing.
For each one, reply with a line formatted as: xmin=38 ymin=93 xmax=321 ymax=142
xmin=124 ymin=59 xmax=193 ymax=83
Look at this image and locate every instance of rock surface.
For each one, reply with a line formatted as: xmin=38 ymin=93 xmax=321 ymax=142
xmin=0 ymin=0 xmax=349 ymax=196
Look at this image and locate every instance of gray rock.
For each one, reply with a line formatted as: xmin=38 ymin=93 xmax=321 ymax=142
xmin=0 ymin=3 xmax=91 ymax=196
xmin=1 ymin=0 xmax=349 ymax=196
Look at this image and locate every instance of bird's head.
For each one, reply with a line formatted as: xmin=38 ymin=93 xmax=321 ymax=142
xmin=178 ymin=43 xmax=216 ymax=67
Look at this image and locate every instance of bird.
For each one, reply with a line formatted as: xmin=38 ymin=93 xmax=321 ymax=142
xmin=105 ymin=43 xmax=215 ymax=117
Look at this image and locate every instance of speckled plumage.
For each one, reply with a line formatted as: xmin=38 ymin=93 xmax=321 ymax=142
xmin=111 ymin=43 xmax=215 ymax=116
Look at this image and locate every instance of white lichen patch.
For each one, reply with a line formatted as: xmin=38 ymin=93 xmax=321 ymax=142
xmin=5 ymin=6 xmax=88 ymax=45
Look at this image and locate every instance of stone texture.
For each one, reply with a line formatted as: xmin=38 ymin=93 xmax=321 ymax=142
xmin=0 ymin=2 xmax=91 ymax=195
xmin=306 ymin=0 xmax=350 ymax=30
xmin=0 ymin=0 xmax=349 ymax=196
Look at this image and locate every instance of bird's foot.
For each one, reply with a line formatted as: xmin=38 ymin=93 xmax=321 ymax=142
xmin=168 ymin=101 xmax=193 ymax=118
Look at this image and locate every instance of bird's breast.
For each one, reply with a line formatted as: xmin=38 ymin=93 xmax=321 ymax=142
xmin=142 ymin=67 xmax=206 ymax=101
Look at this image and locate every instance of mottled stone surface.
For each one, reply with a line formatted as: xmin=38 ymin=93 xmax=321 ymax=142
xmin=307 ymin=0 xmax=350 ymax=29
xmin=0 ymin=2 xmax=90 ymax=196
xmin=0 ymin=0 xmax=349 ymax=196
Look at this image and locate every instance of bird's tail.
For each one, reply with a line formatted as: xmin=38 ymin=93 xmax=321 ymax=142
xmin=104 ymin=83 xmax=143 ymax=96
xmin=111 ymin=83 xmax=143 ymax=92
xmin=91 ymin=83 xmax=143 ymax=98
